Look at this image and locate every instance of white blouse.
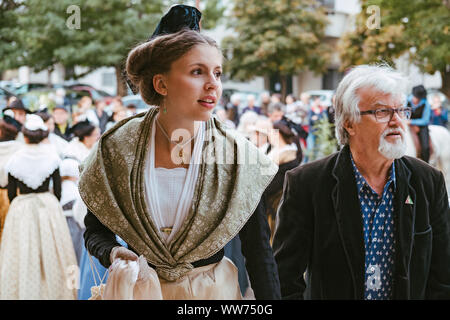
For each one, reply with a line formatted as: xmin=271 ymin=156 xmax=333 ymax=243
xmin=144 ymin=116 xmax=204 ymax=244
xmin=153 ymin=167 xmax=187 ymax=235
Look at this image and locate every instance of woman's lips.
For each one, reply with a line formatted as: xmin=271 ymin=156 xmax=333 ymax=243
xmin=198 ymin=100 xmax=215 ymax=109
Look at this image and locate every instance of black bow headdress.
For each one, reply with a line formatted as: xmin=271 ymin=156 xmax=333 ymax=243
xmin=278 ymin=116 xmax=308 ymax=140
xmin=2 ymin=114 xmax=22 ymax=132
xmin=125 ymin=4 xmax=202 ymax=94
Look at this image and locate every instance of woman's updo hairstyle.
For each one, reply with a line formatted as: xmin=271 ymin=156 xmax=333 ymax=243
xmin=71 ymin=120 xmax=96 ymax=142
xmin=126 ymin=28 xmax=220 ymax=107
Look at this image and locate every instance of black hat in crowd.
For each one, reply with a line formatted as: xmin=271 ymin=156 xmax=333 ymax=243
xmin=69 ymin=120 xmax=95 ymax=139
xmin=4 ymin=99 xmax=31 ymax=114
xmin=412 ymin=85 xmax=427 ymax=100
xmin=126 ymin=4 xmax=202 ymax=94
xmin=2 ymin=113 xmax=22 ymax=132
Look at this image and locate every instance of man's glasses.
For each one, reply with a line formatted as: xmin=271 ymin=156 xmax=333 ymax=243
xmin=360 ymin=107 xmax=412 ymax=123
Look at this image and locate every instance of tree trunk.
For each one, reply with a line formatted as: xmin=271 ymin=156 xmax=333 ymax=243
xmin=280 ymin=75 xmax=288 ymax=102
xmin=115 ymin=64 xmax=128 ymax=97
xmin=441 ymin=69 xmax=450 ymax=99
xmin=47 ymin=69 xmax=53 ymax=87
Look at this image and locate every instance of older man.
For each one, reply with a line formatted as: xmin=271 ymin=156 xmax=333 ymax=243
xmin=273 ymin=65 xmax=450 ymax=300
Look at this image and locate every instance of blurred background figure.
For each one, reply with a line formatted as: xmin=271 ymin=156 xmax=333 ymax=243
xmin=264 ymin=118 xmax=303 ymax=241
xmin=260 ymin=91 xmax=271 ymax=116
xmin=242 ymin=94 xmax=261 ymax=115
xmin=305 ymin=96 xmax=328 ymax=162
xmin=105 ymin=105 xmax=128 ymax=131
xmin=125 ymin=103 xmax=138 ymax=117
xmin=407 ymin=85 xmax=431 ymax=163
xmin=4 ymin=99 xmax=29 ymax=126
xmin=214 ymin=107 xmax=236 ymax=129
xmin=36 ymin=111 xmax=69 ymax=159
xmin=226 ymin=93 xmax=241 ymax=127
xmin=72 ymin=96 xmax=93 ymax=124
xmin=297 ymin=92 xmax=311 ymax=126
xmin=63 ymin=120 xmax=100 ymax=163
xmin=85 ymin=100 xmax=109 ymax=134
xmin=0 ymin=114 xmax=77 ymax=299
xmin=237 ymin=110 xmax=259 ymax=139
xmin=268 ymin=102 xmax=285 ymax=123
xmin=430 ymin=93 xmax=448 ymax=127
xmin=52 ymin=105 xmax=72 ymax=141
xmin=0 ymin=115 xmax=22 ymax=241
xmin=271 ymin=93 xmax=282 ymax=104
xmin=285 ymin=94 xmax=298 ymax=115
xmin=249 ymin=116 xmax=273 ymax=154
xmin=59 ymin=157 xmax=85 ymax=265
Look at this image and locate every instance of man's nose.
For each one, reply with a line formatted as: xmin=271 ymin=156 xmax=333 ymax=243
xmin=389 ymin=110 xmax=404 ymax=126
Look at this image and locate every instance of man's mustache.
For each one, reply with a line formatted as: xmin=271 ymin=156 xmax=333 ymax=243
xmin=381 ymin=127 xmax=405 ymax=140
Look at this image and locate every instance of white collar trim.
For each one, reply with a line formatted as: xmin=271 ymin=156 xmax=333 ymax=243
xmin=5 ymin=143 xmax=61 ymax=189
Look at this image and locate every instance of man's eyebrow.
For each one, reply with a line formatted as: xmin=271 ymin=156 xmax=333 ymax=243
xmin=374 ymin=101 xmax=403 ymax=108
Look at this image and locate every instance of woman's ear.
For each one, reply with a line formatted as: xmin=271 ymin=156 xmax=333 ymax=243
xmin=153 ymin=74 xmax=168 ymax=96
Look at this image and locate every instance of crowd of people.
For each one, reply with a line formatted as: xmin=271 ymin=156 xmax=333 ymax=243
xmin=0 ymin=4 xmax=448 ymax=301
xmin=0 ymin=93 xmax=137 ymax=299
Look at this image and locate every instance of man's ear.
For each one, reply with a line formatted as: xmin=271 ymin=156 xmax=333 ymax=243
xmin=344 ymin=120 xmax=356 ymax=137
xmin=153 ymin=74 xmax=168 ymax=96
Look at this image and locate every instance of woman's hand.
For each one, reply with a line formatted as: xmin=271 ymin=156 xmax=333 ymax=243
xmin=110 ymin=246 xmax=139 ymax=264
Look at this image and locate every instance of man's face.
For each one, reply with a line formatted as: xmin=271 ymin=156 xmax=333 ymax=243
xmin=12 ymin=109 xmax=26 ymax=124
xmin=53 ymin=109 xmax=69 ymax=125
xmin=269 ymin=109 xmax=284 ymax=123
xmin=347 ymin=87 xmax=407 ymax=160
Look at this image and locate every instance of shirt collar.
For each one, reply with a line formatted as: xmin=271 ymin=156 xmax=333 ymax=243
xmin=350 ymin=153 xmax=396 ymax=195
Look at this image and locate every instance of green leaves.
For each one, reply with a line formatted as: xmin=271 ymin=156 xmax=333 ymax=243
xmin=0 ymin=1 xmax=223 ymax=78
xmin=223 ymin=0 xmax=331 ymax=82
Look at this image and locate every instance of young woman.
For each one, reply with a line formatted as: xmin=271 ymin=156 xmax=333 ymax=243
xmin=79 ymin=5 xmax=280 ymax=300
xmin=265 ymin=118 xmax=303 ymax=241
xmin=0 ymin=114 xmax=77 ymax=299
xmin=63 ymin=120 xmax=100 ymax=163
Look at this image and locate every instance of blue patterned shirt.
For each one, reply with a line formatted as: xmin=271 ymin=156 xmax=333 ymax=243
xmin=350 ymin=155 xmax=396 ymax=300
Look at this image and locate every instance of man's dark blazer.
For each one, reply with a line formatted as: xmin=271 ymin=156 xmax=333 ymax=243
xmin=273 ymin=144 xmax=450 ymax=299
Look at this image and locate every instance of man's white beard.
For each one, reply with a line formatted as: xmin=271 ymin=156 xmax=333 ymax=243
xmin=378 ymin=127 xmax=406 ymax=159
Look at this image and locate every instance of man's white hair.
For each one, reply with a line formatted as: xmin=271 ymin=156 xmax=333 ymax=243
xmin=334 ymin=64 xmax=409 ymax=145
xmin=230 ymin=93 xmax=241 ymax=104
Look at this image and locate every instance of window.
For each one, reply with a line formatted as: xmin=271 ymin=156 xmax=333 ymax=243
xmin=317 ymin=0 xmax=335 ymax=11
xmin=102 ymin=72 xmax=115 ymax=87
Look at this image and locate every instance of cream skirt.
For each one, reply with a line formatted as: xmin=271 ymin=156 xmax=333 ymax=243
xmin=0 ymin=188 xmax=10 ymax=242
xmin=0 ymin=192 xmax=78 ymax=300
xmin=159 ymin=257 xmax=243 ymax=300
xmin=97 ymin=256 xmax=243 ymax=300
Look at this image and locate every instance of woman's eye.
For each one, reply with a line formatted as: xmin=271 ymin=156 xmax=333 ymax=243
xmin=215 ymin=71 xmax=222 ymax=78
xmin=191 ymin=69 xmax=202 ymax=75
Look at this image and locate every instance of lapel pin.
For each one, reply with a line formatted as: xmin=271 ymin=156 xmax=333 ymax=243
xmin=405 ymin=195 xmax=413 ymax=205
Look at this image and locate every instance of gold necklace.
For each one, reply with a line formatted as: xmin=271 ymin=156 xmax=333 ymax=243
xmin=156 ymin=119 xmax=195 ymax=162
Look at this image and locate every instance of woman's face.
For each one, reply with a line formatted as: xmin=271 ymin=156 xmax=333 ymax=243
xmin=83 ymin=127 xmax=100 ymax=148
xmin=160 ymin=44 xmax=223 ymax=122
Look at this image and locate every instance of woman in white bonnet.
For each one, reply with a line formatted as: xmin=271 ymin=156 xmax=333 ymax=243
xmin=0 ymin=114 xmax=77 ymax=300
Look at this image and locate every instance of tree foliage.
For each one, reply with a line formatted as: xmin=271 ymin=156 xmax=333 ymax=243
xmin=222 ymin=0 xmax=331 ymax=96
xmin=338 ymin=0 xmax=450 ymax=96
xmin=1 ymin=0 xmax=223 ymax=95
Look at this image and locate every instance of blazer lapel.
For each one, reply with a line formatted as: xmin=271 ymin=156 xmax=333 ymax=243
xmin=392 ymin=158 xmax=416 ymax=299
xmin=331 ymin=146 xmax=365 ymax=299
